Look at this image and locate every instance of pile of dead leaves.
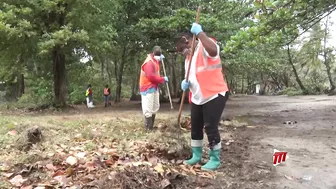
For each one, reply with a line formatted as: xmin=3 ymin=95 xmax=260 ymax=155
xmin=1 ymin=138 xmax=216 ymax=188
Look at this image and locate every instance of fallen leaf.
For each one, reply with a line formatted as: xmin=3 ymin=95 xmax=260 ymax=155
xmin=7 ymin=130 xmax=17 ymax=136
xmin=189 ymin=167 xmax=197 ymax=175
xmin=0 ymin=163 xmax=11 ymax=171
xmin=21 ymin=185 xmax=33 ymax=189
xmin=154 ymin=163 xmax=164 ymax=174
xmin=179 ymin=165 xmax=190 ymax=172
xmin=199 ymin=172 xmax=215 ymax=179
xmin=161 ymin=178 xmax=171 ymax=188
xmin=149 ymin=157 xmax=159 ymax=166
xmin=105 ymin=159 xmax=114 ymax=166
xmin=2 ymin=172 xmax=14 ymax=178
xmin=66 ymin=156 xmax=78 ymax=166
xmin=284 ymin=175 xmax=295 ymax=180
xmin=76 ymin=152 xmax=86 ymax=159
xmin=46 ymin=164 xmax=56 ymax=171
xmin=108 ymin=171 xmax=117 ymax=180
xmin=53 ymin=175 xmax=64 ymax=185
xmin=85 ymin=161 xmax=96 ymax=172
xmin=65 ymin=167 xmax=73 ymax=177
xmin=9 ymin=175 xmax=27 ymax=187
xmin=52 ymin=170 xmax=64 ymax=177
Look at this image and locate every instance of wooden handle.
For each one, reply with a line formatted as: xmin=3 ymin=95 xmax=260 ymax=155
xmin=177 ymin=6 xmax=201 ymax=125
xmin=161 ymin=60 xmax=173 ymax=109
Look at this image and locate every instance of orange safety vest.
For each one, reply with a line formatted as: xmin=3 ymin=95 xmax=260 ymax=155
xmin=104 ymin=88 xmax=109 ymax=95
xmin=139 ymin=54 xmax=160 ymax=88
xmin=191 ymin=40 xmax=228 ymax=99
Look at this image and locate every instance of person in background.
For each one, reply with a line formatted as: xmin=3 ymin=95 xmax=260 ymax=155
xmin=175 ymin=23 xmax=229 ymax=171
xmin=86 ymin=84 xmax=95 ymax=108
xmin=103 ymin=85 xmax=111 ymax=107
xmin=139 ymin=46 xmax=168 ymax=131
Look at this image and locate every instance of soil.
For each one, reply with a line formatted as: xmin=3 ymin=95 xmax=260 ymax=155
xmin=3 ymin=95 xmax=336 ymax=189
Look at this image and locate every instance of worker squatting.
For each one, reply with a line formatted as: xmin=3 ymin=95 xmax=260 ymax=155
xmin=139 ymin=23 xmax=229 ymax=171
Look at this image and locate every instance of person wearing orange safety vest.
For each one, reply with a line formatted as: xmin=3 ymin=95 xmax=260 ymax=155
xmin=175 ymin=23 xmax=229 ymax=171
xmin=103 ymin=85 xmax=111 ymax=107
xmin=139 ymin=46 xmax=168 ymax=131
xmin=85 ymin=84 xmax=95 ymax=108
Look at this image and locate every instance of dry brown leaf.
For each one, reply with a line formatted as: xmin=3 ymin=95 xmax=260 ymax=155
xmin=53 ymin=175 xmax=64 ymax=185
xmin=66 ymin=156 xmax=78 ymax=166
xmin=199 ymin=172 xmax=215 ymax=179
xmin=52 ymin=170 xmax=65 ymax=177
xmin=76 ymin=152 xmax=86 ymax=159
xmin=189 ymin=167 xmax=197 ymax=175
xmin=154 ymin=163 xmax=164 ymax=174
xmin=7 ymin=130 xmax=17 ymax=136
xmin=0 ymin=163 xmax=11 ymax=171
xmin=65 ymin=167 xmax=74 ymax=177
xmin=85 ymin=161 xmax=96 ymax=172
xmin=179 ymin=165 xmax=190 ymax=172
xmin=21 ymin=185 xmax=33 ymax=189
xmin=46 ymin=164 xmax=56 ymax=171
xmin=148 ymin=157 xmax=159 ymax=166
xmin=2 ymin=172 xmax=14 ymax=178
xmin=161 ymin=178 xmax=171 ymax=188
xmin=34 ymin=187 xmax=45 ymax=189
xmin=9 ymin=175 xmax=27 ymax=187
xmin=105 ymin=159 xmax=114 ymax=166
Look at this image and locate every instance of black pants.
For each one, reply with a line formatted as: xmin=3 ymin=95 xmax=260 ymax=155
xmin=191 ymin=92 xmax=229 ymax=148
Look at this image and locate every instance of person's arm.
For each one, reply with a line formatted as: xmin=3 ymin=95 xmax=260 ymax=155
xmin=197 ymin=32 xmax=218 ymax=57
xmin=143 ymin=61 xmax=164 ymax=84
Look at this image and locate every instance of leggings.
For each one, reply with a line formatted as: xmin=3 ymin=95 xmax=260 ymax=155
xmin=191 ymin=93 xmax=229 ymax=148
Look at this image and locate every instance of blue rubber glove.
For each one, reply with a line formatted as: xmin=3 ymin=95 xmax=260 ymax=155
xmin=181 ymin=79 xmax=189 ymax=91
xmin=190 ymin=23 xmax=203 ymax=36
xmin=164 ymin=76 xmax=169 ymax=82
xmin=160 ymin=54 xmax=165 ymax=61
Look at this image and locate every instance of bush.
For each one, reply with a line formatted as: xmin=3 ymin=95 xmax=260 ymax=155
xmin=277 ymin=87 xmax=303 ymax=96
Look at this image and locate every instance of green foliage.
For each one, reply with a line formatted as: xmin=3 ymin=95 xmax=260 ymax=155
xmin=277 ymin=87 xmax=303 ymax=96
xmin=0 ymin=0 xmax=335 ymax=108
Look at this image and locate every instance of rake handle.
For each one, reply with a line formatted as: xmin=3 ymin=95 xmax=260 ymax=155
xmin=161 ymin=59 xmax=173 ymax=109
xmin=177 ymin=6 xmax=201 ymax=125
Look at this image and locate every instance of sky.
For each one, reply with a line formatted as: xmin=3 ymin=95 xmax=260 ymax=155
xmin=326 ymin=11 xmax=336 ymax=48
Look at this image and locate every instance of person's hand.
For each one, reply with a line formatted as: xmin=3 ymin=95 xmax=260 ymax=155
xmin=160 ymin=54 xmax=165 ymax=61
xmin=181 ymin=79 xmax=189 ymax=91
xmin=190 ymin=23 xmax=203 ymax=36
xmin=164 ymin=76 xmax=169 ymax=82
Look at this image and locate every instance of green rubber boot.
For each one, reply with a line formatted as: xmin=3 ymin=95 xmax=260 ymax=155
xmin=201 ymin=143 xmax=221 ymax=171
xmin=184 ymin=140 xmax=203 ymax=165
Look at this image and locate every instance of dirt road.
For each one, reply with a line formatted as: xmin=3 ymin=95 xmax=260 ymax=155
xmin=222 ymin=95 xmax=336 ymax=189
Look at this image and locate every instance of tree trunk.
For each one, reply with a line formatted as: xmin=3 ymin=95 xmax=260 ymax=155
xmin=16 ymin=74 xmax=25 ymax=97
xmin=322 ymin=16 xmax=335 ymax=92
xmin=101 ymin=59 xmax=104 ymax=80
xmin=115 ymin=48 xmax=127 ymax=103
xmin=52 ymin=48 xmax=67 ymax=107
xmin=240 ymin=75 xmax=244 ymax=94
xmin=287 ymin=46 xmax=307 ymax=94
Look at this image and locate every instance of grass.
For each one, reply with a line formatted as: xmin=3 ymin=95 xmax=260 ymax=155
xmin=0 ymin=112 xmax=147 ymax=166
xmin=0 ymin=109 xmax=191 ymax=171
